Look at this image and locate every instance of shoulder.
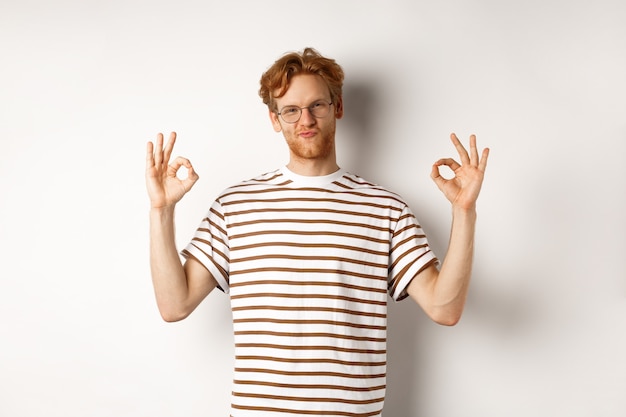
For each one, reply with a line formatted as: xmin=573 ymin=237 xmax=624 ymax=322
xmin=215 ymin=169 xmax=286 ymax=200
xmin=229 ymin=169 xmax=287 ymax=189
xmin=337 ymin=172 xmax=394 ymax=192
xmin=335 ymin=172 xmax=408 ymax=206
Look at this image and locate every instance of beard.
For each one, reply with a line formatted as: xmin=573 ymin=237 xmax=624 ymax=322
xmin=284 ymin=121 xmax=336 ymax=161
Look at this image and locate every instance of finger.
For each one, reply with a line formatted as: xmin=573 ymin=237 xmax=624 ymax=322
xmin=167 ymin=156 xmax=187 ymax=175
xmin=450 ymin=133 xmax=470 ymax=165
xmin=168 ymin=156 xmax=196 ymax=178
xmin=168 ymin=157 xmax=199 ymax=190
xmin=478 ymin=147 xmax=490 ymax=172
xmin=434 ymin=157 xmax=461 ymax=172
xmin=469 ymin=134 xmax=479 ymax=166
xmin=162 ymin=132 xmax=177 ymax=166
xmin=430 ymin=164 xmax=447 ymax=191
xmin=146 ymin=141 xmax=155 ymax=169
xmin=181 ymin=165 xmax=200 ymax=191
xmin=154 ymin=133 xmax=164 ymax=166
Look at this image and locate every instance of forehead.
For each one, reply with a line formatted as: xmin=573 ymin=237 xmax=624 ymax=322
xmin=274 ymin=74 xmax=331 ymax=106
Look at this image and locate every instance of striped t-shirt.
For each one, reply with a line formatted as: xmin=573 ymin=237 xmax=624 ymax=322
xmin=182 ymin=167 xmax=437 ymax=417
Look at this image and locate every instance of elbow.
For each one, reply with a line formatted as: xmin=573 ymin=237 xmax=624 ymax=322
xmin=434 ymin=313 xmax=462 ymax=327
xmin=429 ymin=308 xmax=463 ymax=327
xmin=160 ymin=311 xmax=186 ymax=323
xmin=157 ymin=303 xmax=192 ymax=323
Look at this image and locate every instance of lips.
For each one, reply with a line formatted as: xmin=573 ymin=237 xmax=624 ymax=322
xmin=298 ymin=130 xmax=317 ymax=138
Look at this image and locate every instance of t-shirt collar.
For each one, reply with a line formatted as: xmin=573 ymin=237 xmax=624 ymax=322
xmin=280 ymin=166 xmax=345 ymax=187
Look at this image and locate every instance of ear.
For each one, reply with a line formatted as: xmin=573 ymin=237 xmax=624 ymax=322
xmin=334 ymin=96 xmax=344 ymax=120
xmin=269 ymin=109 xmax=282 ymax=132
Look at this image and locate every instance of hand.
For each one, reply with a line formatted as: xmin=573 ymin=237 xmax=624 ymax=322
xmin=146 ymin=132 xmax=199 ymax=209
xmin=431 ymin=133 xmax=489 ymax=210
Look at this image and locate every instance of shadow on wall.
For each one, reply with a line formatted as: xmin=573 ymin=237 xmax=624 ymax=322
xmin=342 ymin=78 xmax=426 ymax=415
xmin=386 ymin=300 xmax=436 ymax=416
xmin=340 ymin=78 xmax=383 ymax=176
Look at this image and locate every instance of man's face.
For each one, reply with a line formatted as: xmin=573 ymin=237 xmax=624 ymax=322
xmin=270 ymin=74 xmax=343 ymax=166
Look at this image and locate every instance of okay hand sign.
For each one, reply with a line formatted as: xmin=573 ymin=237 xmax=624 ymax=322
xmin=431 ymin=133 xmax=490 ymax=210
xmin=145 ymin=132 xmax=199 ymax=209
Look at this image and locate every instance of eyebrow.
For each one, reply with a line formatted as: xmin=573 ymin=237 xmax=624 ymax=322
xmin=280 ymin=98 xmax=330 ymax=109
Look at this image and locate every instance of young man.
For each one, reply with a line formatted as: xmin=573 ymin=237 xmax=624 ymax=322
xmin=146 ymin=47 xmax=489 ymax=416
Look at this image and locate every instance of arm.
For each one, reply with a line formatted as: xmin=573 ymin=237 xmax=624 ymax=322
xmin=146 ymin=132 xmax=217 ymax=322
xmin=407 ymin=133 xmax=489 ymax=326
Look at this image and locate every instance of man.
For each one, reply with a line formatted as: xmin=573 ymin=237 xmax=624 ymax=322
xmin=146 ymin=47 xmax=489 ymax=416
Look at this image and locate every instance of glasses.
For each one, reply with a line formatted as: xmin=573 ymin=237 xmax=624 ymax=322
xmin=277 ymin=100 xmax=333 ymax=123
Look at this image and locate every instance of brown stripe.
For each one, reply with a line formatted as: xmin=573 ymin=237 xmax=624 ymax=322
xmin=389 ymin=254 xmax=437 ymax=296
xmin=235 ymin=367 xmax=386 ymax=379
xmin=230 ymin=229 xmax=389 ymax=245
xmin=204 ymin=208 xmax=226 ymax=234
xmin=222 ymin=185 xmax=405 ymax=205
xmin=391 ymin=235 xmax=427 ymax=254
xmin=248 ymin=172 xmax=283 ymax=183
xmin=191 ymin=229 xmax=227 ymax=247
xmin=231 ymin=241 xmax=387 ymax=257
xmin=339 ymin=175 xmax=376 ymax=187
xmin=234 ymin=379 xmax=386 ymax=392
xmin=230 ymin=254 xmax=387 ymax=270
xmin=388 ymin=243 xmax=428 ymax=272
xmin=231 ymin=403 xmax=382 ymax=417
xmin=235 ymin=343 xmax=386 ymax=355
xmin=228 ymin=217 xmax=391 ymax=234
xmin=393 ymin=257 xmax=439 ymax=301
xmin=231 ymin=305 xmax=387 ymax=319
xmin=209 ymin=205 xmax=225 ymax=221
xmin=235 ymin=355 xmax=386 ymax=367
xmin=392 ymin=222 xmax=420 ymax=238
xmin=397 ymin=212 xmax=415 ymax=222
xmin=226 ymin=207 xmax=394 ymax=221
xmin=232 ymin=317 xmax=386 ymax=331
xmin=230 ymin=292 xmax=387 ymax=306
xmin=189 ymin=239 xmax=229 ymax=263
xmin=182 ymin=245 xmax=229 ymax=283
xmin=221 ymin=196 xmax=402 ymax=212
xmin=226 ymin=171 xmax=285 ymax=186
xmin=229 ymin=267 xmax=386 ymax=282
xmin=234 ymin=330 xmax=386 ymax=343
xmin=232 ymin=391 xmax=384 ymax=405
xmin=230 ymin=279 xmax=387 ymax=294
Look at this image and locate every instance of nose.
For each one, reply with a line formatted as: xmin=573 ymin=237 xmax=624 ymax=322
xmin=299 ymin=107 xmax=316 ymax=126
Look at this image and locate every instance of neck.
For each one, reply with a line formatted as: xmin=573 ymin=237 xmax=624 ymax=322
xmin=286 ymin=158 xmax=340 ymax=176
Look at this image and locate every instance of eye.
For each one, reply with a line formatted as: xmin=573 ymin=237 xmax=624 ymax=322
xmin=281 ymin=106 xmax=299 ymax=115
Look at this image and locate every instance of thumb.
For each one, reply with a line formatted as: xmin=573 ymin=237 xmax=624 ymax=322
xmin=181 ymin=165 xmax=199 ymax=192
xmin=430 ymin=163 xmax=446 ymax=191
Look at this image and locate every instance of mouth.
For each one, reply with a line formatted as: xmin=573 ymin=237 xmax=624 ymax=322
xmin=298 ymin=130 xmax=317 ymax=139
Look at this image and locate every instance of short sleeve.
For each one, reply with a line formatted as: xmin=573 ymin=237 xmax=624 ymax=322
xmin=387 ymin=205 xmax=438 ymax=301
xmin=181 ymin=199 xmax=231 ymax=293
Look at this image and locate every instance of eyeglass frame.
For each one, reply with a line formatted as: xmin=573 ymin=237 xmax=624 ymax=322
xmin=276 ymin=100 xmax=334 ymax=124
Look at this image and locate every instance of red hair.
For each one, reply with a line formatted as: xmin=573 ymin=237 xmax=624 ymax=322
xmin=259 ymin=47 xmax=344 ymax=112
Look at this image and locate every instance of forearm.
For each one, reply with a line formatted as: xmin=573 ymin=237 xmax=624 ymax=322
xmin=149 ymin=206 xmax=191 ymax=320
xmin=434 ymin=207 xmax=477 ymax=317
xmin=411 ymin=206 xmax=477 ymax=325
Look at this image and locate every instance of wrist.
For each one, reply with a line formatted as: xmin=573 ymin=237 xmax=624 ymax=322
xmin=452 ymin=204 xmax=477 ymax=218
xmin=150 ymin=205 xmax=176 ymax=217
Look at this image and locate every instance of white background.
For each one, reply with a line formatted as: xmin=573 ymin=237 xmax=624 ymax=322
xmin=1 ymin=1 xmax=625 ymax=416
